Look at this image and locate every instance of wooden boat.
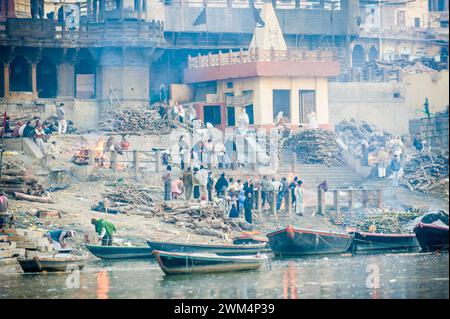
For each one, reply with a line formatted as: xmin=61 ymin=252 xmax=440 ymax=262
xmin=18 ymin=253 xmax=87 ymax=273
xmin=267 ymin=225 xmax=353 ymax=256
xmin=232 ymin=234 xmax=269 ymax=246
xmin=85 ymin=244 xmax=154 ymax=260
xmin=414 ymin=222 xmax=449 ymax=252
xmin=147 ymin=240 xmax=269 ymax=256
xmin=153 ymin=250 xmax=268 ymax=275
xmin=351 ymin=231 xmax=419 ymax=251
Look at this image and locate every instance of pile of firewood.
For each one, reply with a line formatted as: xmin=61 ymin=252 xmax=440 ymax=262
xmin=403 ymin=148 xmax=449 ymax=199
xmin=335 ymin=120 xmax=391 ymax=158
xmin=284 ymin=129 xmax=345 ymax=166
xmin=99 ymin=108 xmax=176 ymax=134
xmin=0 ymin=162 xmax=51 ymax=203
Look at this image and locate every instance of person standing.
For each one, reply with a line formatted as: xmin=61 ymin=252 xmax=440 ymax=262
xmin=289 ymin=176 xmax=298 ymax=206
xmin=182 ymin=167 xmax=193 ymax=201
xmin=277 ymin=177 xmax=289 ymax=210
xmin=390 ymin=154 xmax=402 ymax=187
xmin=192 ymin=167 xmax=201 ymax=200
xmin=188 ymin=105 xmax=197 ymax=124
xmin=177 ymin=102 xmax=185 ymax=124
xmin=261 ymin=176 xmax=273 ymax=209
xmin=238 ymin=188 xmax=246 ymax=216
xmin=0 ymin=192 xmax=11 ymax=229
xmin=162 ymin=165 xmax=173 ymax=201
xmin=56 ymin=103 xmax=67 ymax=135
xmin=215 ymin=172 xmax=229 ymax=198
xmin=376 ymin=147 xmax=388 ymax=178
xmin=413 ymin=133 xmax=424 ymax=152
xmin=244 ymin=192 xmax=253 ymax=224
xmin=120 ymin=135 xmax=131 ymax=168
xmin=294 ymin=181 xmax=304 ymax=216
xmin=34 ymin=123 xmax=46 ymax=155
xmin=207 ymin=171 xmax=214 ymax=202
xmin=91 ymin=218 xmax=116 ymax=246
xmin=215 ymin=139 xmax=225 ymax=169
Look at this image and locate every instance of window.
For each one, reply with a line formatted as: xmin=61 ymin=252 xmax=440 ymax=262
xmin=227 ymin=107 xmax=236 ymax=126
xmin=393 ymin=92 xmax=401 ymax=98
xmin=227 ymin=82 xmax=233 ymax=89
xmin=273 ymin=90 xmax=291 ymax=123
xmin=203 ymin=105 xmax=222 ymax=126
xmin=440 ymin=20 xmax=449 ymax=28
xmin=245 ymin=105 xmax=254 ymax=125
xmin=299 ymin=90 xmax=316 ymax=123
xmin=414 ymin=17 xmax=421 ymax=28
xmin=397 ymin=11 xmax=405 ymax=26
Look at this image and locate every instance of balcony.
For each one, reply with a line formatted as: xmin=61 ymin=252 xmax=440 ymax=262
xmin=185 ymin=48 xmax=340 ymax=83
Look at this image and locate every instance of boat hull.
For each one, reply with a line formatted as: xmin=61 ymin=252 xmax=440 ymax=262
xmin=18 ymin=254 xmax=87 ymax=273
xmin=414 ymin=222 xmax=449 ymax=252
xmin=352 ymin=232 xmax=419 ymax=251
xmin=85 ymin=244 xmax=154 ymax=259
xmin=147 ymin=241 xmax=269 ymax=256
xmin=267 ymin=226 xmax=353 ymax=256
xmin=153 ymin=250 xmax=267 ymax=275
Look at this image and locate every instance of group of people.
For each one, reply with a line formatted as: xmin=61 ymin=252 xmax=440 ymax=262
xmin=157 ymin=101 xmax=197 ymax=126
xmin=162 ymin=166 xmax=309 ymax=224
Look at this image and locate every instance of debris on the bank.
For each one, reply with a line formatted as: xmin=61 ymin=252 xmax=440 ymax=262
xmin=403 ymin=148 xmax=449 ymax=200
xmin=99 ymin=108 xmax=177 ymax=134
xmin=0 ymin=161 xmax=47 ymax=199
xmin=329 ymin=208 xmax=426 ymax=233
xmin=335 ymin=119 xmax=392 ymax=158
xmin=0 ymin=228 xmax=53 ymax=259
xmin=284 ymin=129 xmax=345 ymax=166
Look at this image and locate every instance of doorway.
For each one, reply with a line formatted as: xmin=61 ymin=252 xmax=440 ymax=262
xmin=273 ymin=89 xmax=291 ymax=123
xmin=204 ymin=105 xmax=222 ymax=126
xmin=299 ymin=90 xmax=316 ymax=124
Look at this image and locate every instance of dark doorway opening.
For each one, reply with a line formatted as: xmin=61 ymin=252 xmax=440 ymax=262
xmin=204 ymin=105 xmax=222 ymax=126
xmin=10 ymin=56 xmax=31 ymax=92
xmin=37 ymin=57 xmax=57 ymax=98
xmin=75 ymin=59 xmax=96 ymax=98
xmin=352 ymin=45 xmax=365 ymax=67
xmin=273 ymin=89 xmax=291 ymax=123
xmin=245 ymin=104 xmax=254 ymax=125
xmin=368 ymin=46 xmax=378 ymax=62
xmin=299 ymin=90 xmax=316 ymax=123
xmin=227 ymin=106 xmax=235 ymax=126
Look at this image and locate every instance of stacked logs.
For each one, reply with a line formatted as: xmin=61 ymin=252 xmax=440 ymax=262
xmin=0 ymin=162 xmax=49 ymax=202
xmin=284 ymin=129 xmax=345 ymax=166
xmin=99 ymin=108 xmax=176 ymax=134
xmin=403 ymin=148 xmax=449 ymax=200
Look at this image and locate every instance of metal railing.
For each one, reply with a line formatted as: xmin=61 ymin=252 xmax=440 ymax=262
xmin=188 ymin=48 xmax=337 ymax=69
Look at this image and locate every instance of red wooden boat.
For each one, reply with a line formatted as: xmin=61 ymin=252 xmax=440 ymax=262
xmin=267 ymin=225 xmax=353 ymax=256
xmin=414 ymin=222 xmax=449 ymax=252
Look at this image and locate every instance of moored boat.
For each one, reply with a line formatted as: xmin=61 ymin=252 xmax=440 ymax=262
xmin=147 ymin=240 xmax=269 ymax=256
xmin=153 ymin=250 xmax=268 ymax=275
xmin=267 ymin=225 xmax=353 ymax=256
xmin=85 ymin=244 xmax=154 ymax=259
xmin=414 ymin=222 xmax=449 ymax=252
xmin=18 ymin=253 xmax=88 ymax=273
xmin=351 ymin=231 xmax=419 ymax=251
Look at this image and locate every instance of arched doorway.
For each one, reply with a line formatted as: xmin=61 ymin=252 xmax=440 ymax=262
xmin=368 ymin=46 xmax=379 ymax=61
xmin=37 ymin=56 xmax=57 ymax=98
xmin=10 ymin=56 xmax=31 ymax=92
xmin=352 ymin=45 xmax=366 ymax=68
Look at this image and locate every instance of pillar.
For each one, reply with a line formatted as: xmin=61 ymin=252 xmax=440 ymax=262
xmin=257 ymin=189 xmax=262 ymax=211
xmin=3 ymin=63 xmax=9 ymax=98
xmin=271 ymin=191 xmax=277 ymax=216
xmin=317 ymin=188 xmax=325 ymax=214
xmin=348 ymin=189 xmax=354 ymax=210
xmin=361 ymin=190 xmax=368 ymax=208
xmin=133 ymin=150 xmax=140 ymax=176
xmin=31 ymin=63 xmax=37 ymax=99
xmin=155 ymin=150 xmax=161 ymax=173
xmin=333 ymin=190 xmax=340 ymax=214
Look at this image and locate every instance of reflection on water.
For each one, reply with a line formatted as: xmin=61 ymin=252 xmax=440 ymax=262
xmin=0 ymin=252 xmax=448 ymax=299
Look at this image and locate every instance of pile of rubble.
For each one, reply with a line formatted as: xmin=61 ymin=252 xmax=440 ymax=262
xmin=0 ymin=161 xmax=52 ymax=203
xmin=330 ymin=207 xmax=425 ymax=233
xmin=99 ymin=108 xmax=176 ymax=135
xmin=403 ymin=148 xmax=449 ymax=200
xmin=284 ymin=129 xmax=345 ymax=166
xmin=0 ymin=228 xmax=53 ymax=260
xmin=335 ymin=120 xmax=391 ymax=159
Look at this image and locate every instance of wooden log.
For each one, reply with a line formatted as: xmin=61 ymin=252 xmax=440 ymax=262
xmin=13 ymin=192 xmax=55 ymax=204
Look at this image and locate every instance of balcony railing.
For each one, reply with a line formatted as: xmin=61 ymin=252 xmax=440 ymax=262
xmin=188 ymin=48 xmax=337 ymax=69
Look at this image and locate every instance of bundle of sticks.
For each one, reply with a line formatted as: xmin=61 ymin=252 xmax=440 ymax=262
xmin=284 ymin=129 xmax=346 ymax=166
xmin=403 ymin=148 xmax=449 ymax=199
xmin=99 ymin=108 xmax=176 ymax=134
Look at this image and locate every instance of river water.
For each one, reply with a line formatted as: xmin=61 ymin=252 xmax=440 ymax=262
xmin=0 ymin=251 xmax=448 ymax=299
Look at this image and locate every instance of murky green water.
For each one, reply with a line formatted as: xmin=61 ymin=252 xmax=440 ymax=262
xmin=0 ymin=252 xmax=448 ymax=299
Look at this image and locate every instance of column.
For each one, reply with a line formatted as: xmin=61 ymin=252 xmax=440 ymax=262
xmin=3 ymin=63 xmax=10 ymax=98
xmin=348 ymin=189 xmax=354 ymax=210
xmin=31 ymin=63 xmax=38 ymax=99
xmin=295 ymin=0 xmax=300 ymax=9
xmin=317 ymin=188 xmax=325 ymax=214
xmin=333 ymin=190 xmax=340 ymax=214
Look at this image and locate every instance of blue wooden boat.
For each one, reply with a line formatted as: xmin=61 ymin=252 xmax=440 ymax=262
xmin=267 ymin=225 xmax=353 ymax=256
xmin=147 ymin=240 xmax=269 ymax=256
xmin=85 ymin=244 xmax=154 ymax=259
xmin=414 ymin=222 xmax=449 ymax=252
xmin=153 ymin=250 xmax=268 ymax=275
xmin=351 ymin=231 xmax=419 ymax=251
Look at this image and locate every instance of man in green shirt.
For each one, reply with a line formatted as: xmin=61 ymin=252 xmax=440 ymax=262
xmin=91 ymin=218 xmax=116 ymax=246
